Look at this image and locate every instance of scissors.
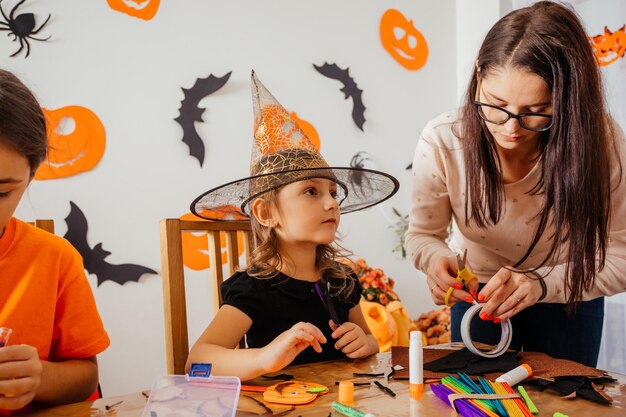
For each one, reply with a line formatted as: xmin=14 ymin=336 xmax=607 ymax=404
xmin=444 ymin=249 xmax=478 ymax=307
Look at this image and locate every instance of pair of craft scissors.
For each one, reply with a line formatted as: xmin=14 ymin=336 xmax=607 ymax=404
xmin=444 ymin=249 xmax=478 ymax=307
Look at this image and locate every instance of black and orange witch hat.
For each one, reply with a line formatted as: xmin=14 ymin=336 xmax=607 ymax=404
xmin=191 ymin=71 xmax=398 ymax=221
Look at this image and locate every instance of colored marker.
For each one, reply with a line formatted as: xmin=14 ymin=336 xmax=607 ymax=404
xmin=332 ymin=401 xmax=376 ymax=417
xmin=518 ymin=386 xmax=539 ymax=414
xmin=409 ymin=331 xmax=424 ymax=398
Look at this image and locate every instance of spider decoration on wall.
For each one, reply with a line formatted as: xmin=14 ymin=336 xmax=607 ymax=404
xmin=349 ymin=151 xmax=374 ymax=197
xmin=0 ymin=0 xmax=51 ymax=58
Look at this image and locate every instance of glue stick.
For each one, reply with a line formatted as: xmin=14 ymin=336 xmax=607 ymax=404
xmin=495 ymin=364 xmax=532 ymax=386
xmin=409 ymin=330 xmax=424 ymax=397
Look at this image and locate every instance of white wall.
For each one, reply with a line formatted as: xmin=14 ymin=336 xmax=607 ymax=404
xmin=11 ymin=0 xmax=457 ymax=395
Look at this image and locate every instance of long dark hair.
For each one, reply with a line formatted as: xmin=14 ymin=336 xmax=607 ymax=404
xmin=0 ymin=69 xmax=47 ymax=176
xmin=458 ymin=1 xmax=618 ymax=303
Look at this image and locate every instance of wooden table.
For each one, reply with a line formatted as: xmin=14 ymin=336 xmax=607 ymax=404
xmin=19 ymin=351 xmax=626 ymax=416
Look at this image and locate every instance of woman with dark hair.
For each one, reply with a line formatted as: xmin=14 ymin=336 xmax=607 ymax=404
xmin=405 ymin=1 xmax=625 ymax=367
xmin=0 ymin=69 xmax=109 ymax=410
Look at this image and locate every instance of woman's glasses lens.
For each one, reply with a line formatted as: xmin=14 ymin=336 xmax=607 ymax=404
xmin=476 ymin=104 xmax=552 ymax=132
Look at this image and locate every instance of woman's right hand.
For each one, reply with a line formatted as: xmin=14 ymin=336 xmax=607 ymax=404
xmin=258 ymin=322 xmax=327 ymax=373
xmin=426 ymin=255 xmax=476 ymax=305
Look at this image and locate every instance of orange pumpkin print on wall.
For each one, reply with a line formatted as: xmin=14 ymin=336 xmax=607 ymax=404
xmin=380 ymin=9 xmax=429 ymax=71
xmin=35 ymin=106 xmax=106 ymax=180
xmin=180 ymin=210 xmax=247 ymax=271
xmin=290 ymin=112 xmax=320 ymax=151
xmin=255 ymin=105 xmax=320 ymax=156
xmin=106 ymin=0 xmax=160 ymax=21
xmin=589 ymin=25 xmax=626 ymax=67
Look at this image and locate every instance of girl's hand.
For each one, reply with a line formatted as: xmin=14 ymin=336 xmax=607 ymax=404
xmin=259 ymin=322 xmax=326 ymax=373
xmin=329 ymin=320 xmax=378 ymax=359
xmin=477 ymin=268 xmax=543 ymax=321
xmin=0 ymin=345 xmax=42 ymax=410
xmin=426 ymin=255 xmax=475 ymax=306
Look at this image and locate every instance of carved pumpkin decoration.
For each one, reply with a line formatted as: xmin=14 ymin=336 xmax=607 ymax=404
xmin=263 ymin=381 xmax=328 ymax=405
xmin=290 ymin=112 xmax=320 ymax=151
xmin=360 ymin=298 xmax=397 ymax=352
xmin=255 ymin=104 xmax=316 ymax=156
xmin=106 ymin=0 xmax=160 ymax=21
xmin=379 ymin=9 xmax=429 ymax=70
xmin=35 ymin=106 xmax=106 ymax=180
xmin=589 ymin=25 xmax=626 ymax=67
xmin=386 ymin=300 xmax=417 ymax=347
xmin=180 ymin=210 xmax=247 ymax=271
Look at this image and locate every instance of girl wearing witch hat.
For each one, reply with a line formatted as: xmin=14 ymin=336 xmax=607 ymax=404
xmin=186 ymin=72 xmax=399 ymax=380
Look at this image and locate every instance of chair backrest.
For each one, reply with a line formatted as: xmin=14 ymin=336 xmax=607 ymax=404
xmin=26 ymin=219 xmax=55 ymax=234
xmin=160 ymin=218 xmax=254 ymax=375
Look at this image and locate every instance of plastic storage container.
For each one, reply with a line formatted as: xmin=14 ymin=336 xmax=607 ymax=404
xmin=142 ymin=374 xmax=241 ymax=417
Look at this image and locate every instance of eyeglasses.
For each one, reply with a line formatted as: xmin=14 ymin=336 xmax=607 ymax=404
xmin=474 ymin=78 xmax=553 ymax=132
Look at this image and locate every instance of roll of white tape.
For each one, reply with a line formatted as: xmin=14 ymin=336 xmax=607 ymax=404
xmin=460 ymin=302 xmax=512 ymax=358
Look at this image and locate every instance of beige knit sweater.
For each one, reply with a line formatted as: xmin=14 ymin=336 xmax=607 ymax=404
xmin=405 ymin=110 xmax=626 ymax=303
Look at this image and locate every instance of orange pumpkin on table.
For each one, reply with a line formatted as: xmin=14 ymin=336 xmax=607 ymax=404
xmin=35 ymin=106 xmax=106 ymax=180
xmin=180 ymin=209 xmax=247 ymax=271
xmin=380 ymin=8 xmax=429 ymax=70
xmin=360 ymin=298 xmax=397 ymax=352
xmin=106 ymin=0 xmax=160 ymax=20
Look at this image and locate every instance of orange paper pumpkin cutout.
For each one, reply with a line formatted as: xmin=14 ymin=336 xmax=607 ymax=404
xmin=180 ymin=210 xmax=247 ymax=271
xmin=263 ymin=381 xmax=328 ymax=405
xmin=290 ymin=112 xmax=320 ymax=151
xmin=106 ymin=0 xmax=160 ymax=20
xmin=360 ymin=298 xmax=397 ymax=352
xmin=254 ymin=104 xmax=315 ymax=156
xmin=590 ymin=25 xmax=626 ymax=67
xmin=380 ymin=9 xmax=429 ymax=70
xmin=35 ymin=106 xmax=106 ymax=180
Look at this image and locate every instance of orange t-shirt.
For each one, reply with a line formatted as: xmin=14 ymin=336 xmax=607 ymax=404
xmin=0 ymin=217 xmax=109 ymax=361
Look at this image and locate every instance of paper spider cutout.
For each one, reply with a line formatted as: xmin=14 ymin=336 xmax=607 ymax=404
xmin=349 ymin=151 xmax=374 ymax=197
xmin=0 ymin=0 xmax=51 ymax=58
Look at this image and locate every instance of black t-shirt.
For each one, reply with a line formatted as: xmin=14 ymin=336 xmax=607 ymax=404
xmin=221 ymin=270 xmax=362 ymax=365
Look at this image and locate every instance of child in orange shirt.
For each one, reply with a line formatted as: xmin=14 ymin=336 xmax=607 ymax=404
xmin=0 ymin=69 xmax=110 ymax=410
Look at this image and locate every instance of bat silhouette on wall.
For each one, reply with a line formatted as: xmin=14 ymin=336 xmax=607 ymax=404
xmin=64 ymin=201 xmax=157 ymax=286
xmin=313 ymin=62 xmax=366 ymax=131
xmin=174 ymin=71 xmax=232 ymax=166
xmin=0 ymin=0 xmax=52 ymax=58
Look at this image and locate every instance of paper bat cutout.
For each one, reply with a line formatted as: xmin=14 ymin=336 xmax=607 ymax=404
xmin=313 ymin=62 xmax=366 ymax=131
xmin=174 ymin=71 xmax=232 ymax=166
xmin=64 ymin=201 xmax=157 ymax=286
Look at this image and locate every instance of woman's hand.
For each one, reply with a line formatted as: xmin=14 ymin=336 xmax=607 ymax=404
xmin=259 ymin=322 xmax=326 ymax=373
xmin=477 ymin=268 xmax=544 ymax=321
xmin=0 ymin=345 xmax=43 ymax=410
xmin=426 ymin=255 xmax=476 ymax=306
xmin=329 ymin=320 xmax=378 ymax=359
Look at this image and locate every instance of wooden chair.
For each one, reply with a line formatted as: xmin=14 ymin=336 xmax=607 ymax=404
xmin=26 ymin=219 xmax=55 ymax=233
xmin=160 ymin=218 xmax=254 ymax=375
